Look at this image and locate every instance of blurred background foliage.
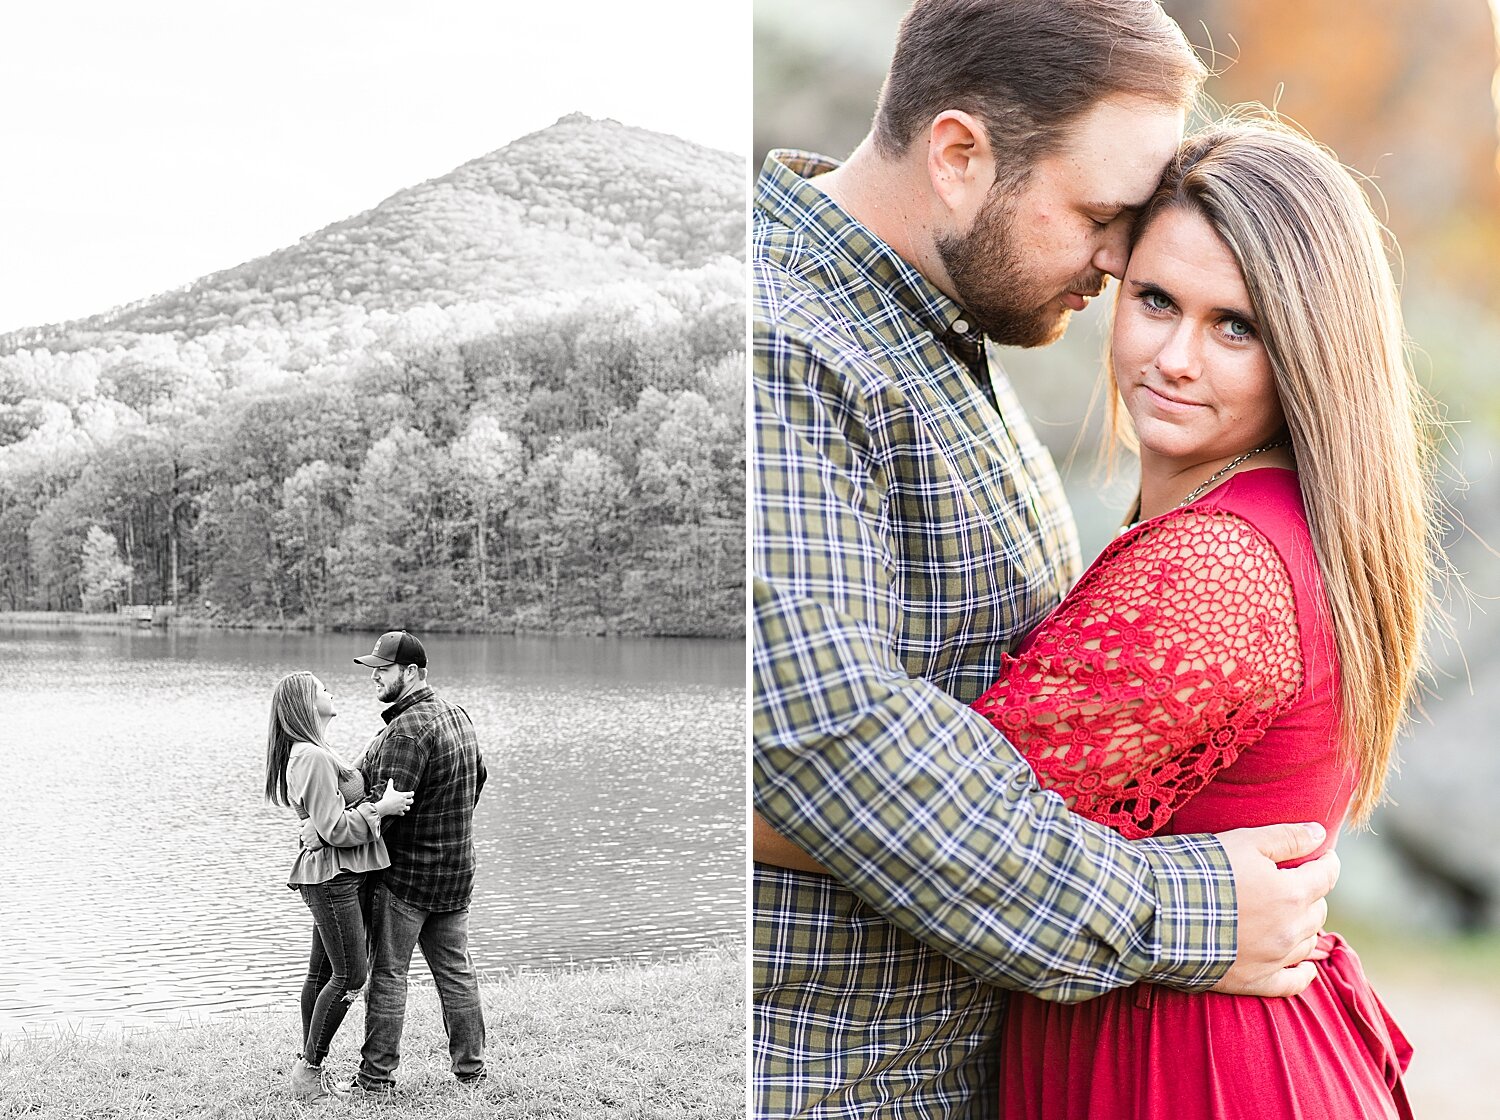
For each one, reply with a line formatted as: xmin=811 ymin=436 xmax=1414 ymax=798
xmin=756 ymin=1 xmax=1500 ymax=1110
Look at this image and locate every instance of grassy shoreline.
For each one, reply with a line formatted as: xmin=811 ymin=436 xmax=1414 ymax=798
xmin=0 ymin=610 xmax=174 ymax=629
xmin=0 ymin=611 xmax=743 ymax=640
xmin=0 ymin=945 xmax=744 ymax=1119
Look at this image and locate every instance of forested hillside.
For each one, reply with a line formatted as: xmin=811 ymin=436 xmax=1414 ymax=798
xmin=0 ymin=116 xmax=745 ymax=636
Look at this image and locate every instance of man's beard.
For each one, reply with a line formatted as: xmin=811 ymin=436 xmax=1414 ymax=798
xmin=936 ymin=184 xmax=1101 ymax=348
xmin=376 ymin=678 xmax=404 ymax=703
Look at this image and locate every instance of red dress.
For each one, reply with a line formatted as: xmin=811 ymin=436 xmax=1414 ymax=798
xmin=971 ymin=468 xmax=1413 ymax=1120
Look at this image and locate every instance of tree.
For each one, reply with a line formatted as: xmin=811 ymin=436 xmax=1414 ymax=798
xmin=448 ymin=416 xmax=524 ymax=619
xmin=552 ymin=447 xmax=631 ymax=623
xmin=278 ymin=460 xmax=352 ymax=625
xmin=29 ymin=478 xmax=98 ymax=611
xmin=196 ymin=479 xmax=284 ymax=623
xmin=80 ymin=525 xmax=133 ymax=612
xmin=631 ymin=391 xmax=743 ymax=634
xmin=333 ymin=425 xmax=448 ymax=625
xmin=0 ymin=229 xmax=748 ymax=635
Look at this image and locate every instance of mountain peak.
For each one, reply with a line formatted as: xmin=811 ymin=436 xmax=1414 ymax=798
xmin=2 ymin=118 xmax=743 ymax=349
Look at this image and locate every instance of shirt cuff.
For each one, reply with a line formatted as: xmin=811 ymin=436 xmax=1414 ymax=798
xmin=1136 ymin=832 xmax=1237 ymax=991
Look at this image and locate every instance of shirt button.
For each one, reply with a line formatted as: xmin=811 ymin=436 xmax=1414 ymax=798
xmin=953 ymin=319 xmax=970 ymax=333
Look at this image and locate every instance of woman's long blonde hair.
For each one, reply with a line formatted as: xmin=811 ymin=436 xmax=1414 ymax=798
xmin=264 ymin=670 xmax=349 ymax=807
xmin=1114 ymin=113 xmax=1443 ymax=824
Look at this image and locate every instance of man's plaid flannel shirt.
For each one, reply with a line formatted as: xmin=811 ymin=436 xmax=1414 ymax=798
xmin=752 ymin=149 xmax=1238 ymax=998
xmin=360 ymin=685 xmax=487 ymax=913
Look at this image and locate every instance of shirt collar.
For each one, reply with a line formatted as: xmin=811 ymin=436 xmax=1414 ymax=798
xmin=381 ymin=685 xmax=435 ymax=724
xmin=755 ymin=149 xmax=985 ymax=352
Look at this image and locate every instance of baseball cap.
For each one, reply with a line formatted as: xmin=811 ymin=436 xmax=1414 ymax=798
xmin=353 ymin=630 xmax=428 ymax=668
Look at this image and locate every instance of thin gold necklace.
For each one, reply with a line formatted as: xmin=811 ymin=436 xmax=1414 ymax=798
xmin=1176 ymin=438 xmax=1292 ymax=508
xmin=1122 ymin=438 xmax=1291 ymax=531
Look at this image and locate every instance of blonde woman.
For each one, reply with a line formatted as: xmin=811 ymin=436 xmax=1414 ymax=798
xmin=264 ymin=671 xmax=413 ymax=1106
xmin=969 ymin=116 xmax=1435 ymax=1118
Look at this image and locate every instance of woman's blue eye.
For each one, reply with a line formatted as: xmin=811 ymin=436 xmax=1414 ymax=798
xmin=1144 ymin=292 xmax=1172 ymax=310
xmin=1225 ymin=318 xmax=1254 ymax=338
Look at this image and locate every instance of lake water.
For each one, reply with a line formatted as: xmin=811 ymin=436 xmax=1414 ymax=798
xmin=0 ymin=624 xmax=745 ymax=1036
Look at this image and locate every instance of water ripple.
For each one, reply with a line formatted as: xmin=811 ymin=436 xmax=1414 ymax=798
xmin=3 ymin=628 xmax=745 ymax=1036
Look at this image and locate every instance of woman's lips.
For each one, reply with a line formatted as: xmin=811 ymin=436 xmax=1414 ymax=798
xmin=1144 ymin=385 xmax=1205 ymax=411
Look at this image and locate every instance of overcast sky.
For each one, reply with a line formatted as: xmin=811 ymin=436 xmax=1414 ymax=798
xmin=0 ymin=2 xmax=748 ymax=334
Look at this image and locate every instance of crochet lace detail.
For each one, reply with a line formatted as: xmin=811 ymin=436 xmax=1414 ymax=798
xmin=971 ymin=508 xmax=1303 ymax=839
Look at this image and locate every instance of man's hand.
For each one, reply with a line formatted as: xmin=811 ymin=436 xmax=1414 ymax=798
xmin=374 ymin=778 xmax=415 ymax=818
xmin=1210 ymin=822 xmax=1339 ymax=997
xmin=299 ymin=816 xmax=325 ymax=853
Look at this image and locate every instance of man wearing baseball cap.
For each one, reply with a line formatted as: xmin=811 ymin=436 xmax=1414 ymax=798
xmin=309 ymin=630 xmax=489 ymax=1092
xmin=351 ymin=630 xmax=430 ymax=674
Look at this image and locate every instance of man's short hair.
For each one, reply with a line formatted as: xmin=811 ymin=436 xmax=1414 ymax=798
xmin=873 ymin=0 xmax=1205 ymax=178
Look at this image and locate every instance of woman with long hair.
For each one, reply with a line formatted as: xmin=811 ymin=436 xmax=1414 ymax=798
xmin=265 ymin=670 xmax=413 ymax=1106
xmin=971 ymin=114 xmax=1439 ymax=1117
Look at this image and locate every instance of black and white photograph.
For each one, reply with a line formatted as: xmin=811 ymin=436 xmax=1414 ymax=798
xmin=1 ymin=3 xmax=747 ymax=1117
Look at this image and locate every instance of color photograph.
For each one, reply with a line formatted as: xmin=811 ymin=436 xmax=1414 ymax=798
xmin=753 ymin=1 xmax=1500 ymax=1116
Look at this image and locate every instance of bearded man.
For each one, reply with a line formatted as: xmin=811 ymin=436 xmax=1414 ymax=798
xmin=751 ymin=2 xmax=1341 ymax=1115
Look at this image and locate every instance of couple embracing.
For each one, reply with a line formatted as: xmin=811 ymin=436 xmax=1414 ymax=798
xmin=264 ymin=630 xmax=488 ymax=1105
xmin=754 ymin=1 xmax=1431 ymax=1117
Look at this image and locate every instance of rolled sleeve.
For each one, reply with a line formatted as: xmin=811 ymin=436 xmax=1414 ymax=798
xmin=1136 ymin=833 xmax=1238 ymax=990
xmin=367 ymin=732 xmax=427 ymax=840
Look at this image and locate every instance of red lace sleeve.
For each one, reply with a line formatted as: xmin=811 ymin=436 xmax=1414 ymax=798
xmin=970 ymin=508 xmax=1303 ymax=839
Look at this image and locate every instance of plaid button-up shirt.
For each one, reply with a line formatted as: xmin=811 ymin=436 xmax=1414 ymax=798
xmin=361 ymin=685 xmax=487 ymax=913
xmin=753 ymin=150 xmax=1236 ymax=1115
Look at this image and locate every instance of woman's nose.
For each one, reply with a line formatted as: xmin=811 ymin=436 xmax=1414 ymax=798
xmin=1153 ymin=324 xmax=1199 ymax=381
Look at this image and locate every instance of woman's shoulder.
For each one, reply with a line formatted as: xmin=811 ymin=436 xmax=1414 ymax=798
xmin=1066 ymin=488 xmax=1299 ymax=625
xmin=287 ymin=742 xmax=338 ymax=771
xmin=1115 ymin=476 xmax=1296 ymax=565
xmin=1198 ymin=467 xmax=1322 ymax=574
xmin=1199 ymin=467 xmax=1307 ymax=532
xmin=1103 ymin=467 xmax=1311 ymax=572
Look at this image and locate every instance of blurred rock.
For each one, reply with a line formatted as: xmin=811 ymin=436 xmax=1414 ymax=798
xmin=1367 ymin=437 xmax=1500 ymax=931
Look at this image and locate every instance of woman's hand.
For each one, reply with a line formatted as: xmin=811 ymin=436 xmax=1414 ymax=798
xmin=373 ymin=778 xmax=415 ymax=818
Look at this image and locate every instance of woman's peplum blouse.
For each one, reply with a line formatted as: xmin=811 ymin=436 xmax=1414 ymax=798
xmin=285 ymin=743 xmax=390 ymax=887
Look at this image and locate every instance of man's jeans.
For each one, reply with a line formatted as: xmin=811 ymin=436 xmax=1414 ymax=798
xmin=358 ymin=879 xmax=486 ymax=1086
